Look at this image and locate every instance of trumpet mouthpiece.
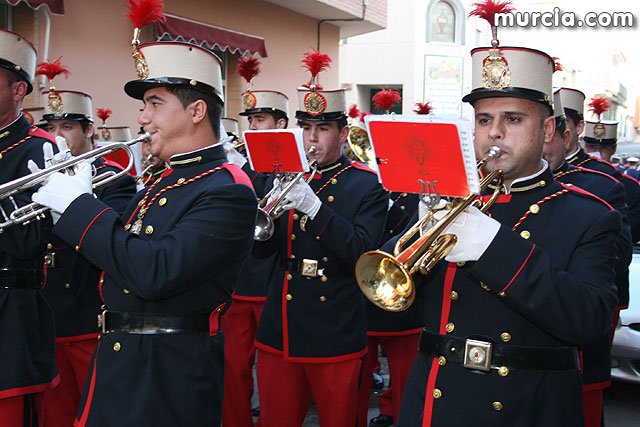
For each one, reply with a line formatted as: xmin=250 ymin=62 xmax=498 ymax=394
xmin=487 ymin=146 xmax=501 ymax=160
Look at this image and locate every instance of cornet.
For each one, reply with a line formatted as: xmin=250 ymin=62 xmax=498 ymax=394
xmin=254 ymin=146 xmax=317 ymax=241
xmin=355 ymin=146 xmax=503 ymax=311
xmin=0 ymin=132 xmax=151 ymax=231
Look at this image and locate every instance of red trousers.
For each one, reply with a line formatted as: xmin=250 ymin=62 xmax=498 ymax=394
xmin=378 ymin=386 xmax=392 ymax=416
xmin=256 ymin=350 xmax=362 ymax=427
xmin=582 ymin=389 xmax=603 ymax=427
xmin=221 ymin=299 xmax=264 ymax=427
xmin=357 ymin=333 xmax=420 ymax=426
xmin=0 ymin=393 xmax=44 ymax=427
xmin=43 ymin=338 xmax=97 ymax=427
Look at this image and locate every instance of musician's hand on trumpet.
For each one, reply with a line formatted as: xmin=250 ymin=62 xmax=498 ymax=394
xmin=223 ymin=141 xmax=247 ymax=167
xmin=280 ymin=179 xmax=322 ymax=220
xmin=440 ymin=206 xmax=500 ymax=263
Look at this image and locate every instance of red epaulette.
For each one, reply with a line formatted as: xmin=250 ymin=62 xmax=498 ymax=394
xmin=223 ymin=162 xmax=254 ymax=191
xmin=559 ymin=182 xmax=613 ymax=210
xmin=29 ymin=126 xmax=55 ymax=143
xmin=621 ymin=173 xmax=639 ymax=184
xmin=587 ymin=155 xmax=618 ymax=171
xmin=348 ymin=158 xmax=378 ymax=175
xmin=102 ymin=159 xmax=126 ymax=171
xmin=575 ymin=166 xmax=620 ymax=184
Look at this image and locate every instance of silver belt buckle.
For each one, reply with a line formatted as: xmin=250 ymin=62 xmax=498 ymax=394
xmin=97 ymin=309 xmax=109 ymax=337
xmin=463 ymin=339 xmax=493 ymax=371
xmin=301 ymin=259 xmax=319 ymax=277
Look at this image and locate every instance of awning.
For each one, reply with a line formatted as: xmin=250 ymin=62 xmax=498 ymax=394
xmin=157 ymin=14 xmax=267 ymax=58
xmin=6 ymin=0 xmax=64 ymax=15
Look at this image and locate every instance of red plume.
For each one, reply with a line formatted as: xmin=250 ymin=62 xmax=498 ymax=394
xmin=125 ymin=0 xmax=166 ymax=29
xmin=301 ymin=49 xmax=332 ymax=78
xmin=414 ymin=101 xmax=433 ymax=115
xmin=552 ymin=57 xmax=564 ymax=72
xmin=96 ymin=108 xmax=112 ymax=123
xmin=372 ymin=89 xmax=401 ymax=112
xmin=236 ymin=56 xmax=261 ymax=84
xmin=588 ymin=97 xmax=611 ymax=118
xmin=468 ymin=0 xmax=515 ymax=25
xmin=348 ymin=104 xmax=360 ymax=119
xmin=35 ymin=57 xmax=71 ymax=81
xmin=359 ymin=111 xmax=372 ymax=122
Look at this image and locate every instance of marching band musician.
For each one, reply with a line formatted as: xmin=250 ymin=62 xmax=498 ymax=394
xmin=544 ymin=89 xmax=632 ymax=426
xmin=221 ymin=65 xmax=290 ymax=426
xmin=390 ymin=3 xmax=620 ymax=425
xmin=39 ymin=89 xmax=136 ymax=427
xmin=253 ymin=51 xmax=389 ymax=426
xmin=30 ymin=39 xmax=257 ymax=426
xmin=0 ymin=29 xmax=59 ymax=425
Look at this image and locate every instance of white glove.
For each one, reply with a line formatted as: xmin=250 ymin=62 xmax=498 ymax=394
xmin=443 ymin=206 xmax=500 ymax=263
xmin=281 ymin=180 xmax=322 ymax=219
xmin=32 ymin=162 xmax=93 ymax=217
xmin=224 ymin=142 xmax=247 ymax=168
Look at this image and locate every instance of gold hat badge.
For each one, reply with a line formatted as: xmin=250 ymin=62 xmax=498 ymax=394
xmin=35 ymin=57 xmax=71 ymax=114
xmin=96 ymin=108 xmax=112 ymax=141
xmin=125 ymin=0 xmax=167 ymax=80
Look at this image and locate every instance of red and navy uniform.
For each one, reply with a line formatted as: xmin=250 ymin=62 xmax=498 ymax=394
xmin=42 ymin=158 xmax=136 ymax=427
xmin=358 ymin=191 xmax=423 ymax=426
xmin=0 ymin=115 xmax=59 ymax=425
xmin=393 ymin=166 xmax=619 ymax=426
xmin=49 ymin=144 xmax=257 ymax=426
xmin=254 ymin=155 xmax=388 ymax=426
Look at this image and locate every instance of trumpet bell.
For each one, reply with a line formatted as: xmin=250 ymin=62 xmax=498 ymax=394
xmin=347 ymin=126 xmax=377 ymax=170
xmin=254 ymin=208 xmax=275 ymax=241
xmin=355 ymin=250 xmax=415 ymax=312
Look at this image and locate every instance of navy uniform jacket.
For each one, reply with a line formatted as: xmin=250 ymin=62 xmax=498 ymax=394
xmin=50 ymin=144 xmax=257 ymax=426
xmin=394 ymin=166 xmax=619 ymax=427
xmin=367 ymin=191 xmax=423 ymax=335
xmin=568 ymin=148 xmax=640 ymax=248
xmin=256 ymin=155 xmax=388 ymax=361
xmin=0 ymin=115 xmax=59 ymax=398
xmin=553 ymin=161 xmax=632 ymax=389
xmin=42 ymin=158 xmax=136 ymax=339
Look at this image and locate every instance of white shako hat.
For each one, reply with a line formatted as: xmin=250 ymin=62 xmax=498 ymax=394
xmin=559 ymin=87 xmax=586 ymax=119
xmin=552 ymin=88 xmax=566 ymax=127
xmin=124 ymin=41 xmax=223 ymax=104
xmin=0 ymin=29 xmax=37 ymax=94
xmin=296 ymin=88 xmax=347 ymax=121
xmin=240 ymin=90 xmax=289 ymax=117
xmin=42 ymin=90 xmax=93 ymax=122
xmin=584 ymin=121 xmax=618 ymax=146
xmin=95 ymin=126 xmax=132 ymax=143
xmin=221 ymin=117 xmax=239 ymax=136
xmin=23 ymin=107 xmax=45 ymax=126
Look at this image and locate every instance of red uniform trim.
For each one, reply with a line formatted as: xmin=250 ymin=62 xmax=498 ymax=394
xmin=367 ymin=328 xmax=423 ymax=337
xmin=388 ymin=214 xmax=407 ymax=234
xmin=499 ymin=244 xmax=535 ymax=294
xmin=255 ymin=341 xmax=283 ymax=356
xmin=74 ymin=342 xmax=101 ymax=427
xmin=621 ymin=173 xmax=639 ymax=184
xmin=282 ymin=271 xmax=291 ymax=357
xmin=223 ymin=162 xmax=254 ymax=190
xmin=349 ymin=159 xmax=378 ymax=175
xmin=583 ymin=380 xmax=611 ymax=391
xmin=481 ymin=194 xmax=511 ymax=204
xmin=209 ymin=303 xmax=225 ymax=336
xmin=315 ymin=211 xmax=332 ymax=237
xmin=98 ymin=271 xmax=105 ymax=302
xmin=231 ymin=294 xmax=267 ymax=302
xmin=559 ymin=182 xmax=613 ymax=210
xmin=283 ymin=347 xmax=367 ymax=364
xmin=29 ymin=126 xmax=55 ymax=142
xmin=101 ymin=159 xmax=125 ymax=171
xmin=78 ymin=208 xmax=113 ymax=248
xmin=56 ymin=333 xmax=100 ymax=343
xmin=574 ymin=166 xmax=620 ymax=183
xmin=0 ymin=374 xmax=60 ymax=400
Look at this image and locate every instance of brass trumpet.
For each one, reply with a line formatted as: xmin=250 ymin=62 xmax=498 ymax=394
xmin=254 ymin=146 xmax=317 ymax=241
xmin=355 ymin=146 xmax=503 ymax=311
xmin=0 ymin=132 xmax=151 ymax=231
xmin=346 ymin=126 xmax=377 ymax=170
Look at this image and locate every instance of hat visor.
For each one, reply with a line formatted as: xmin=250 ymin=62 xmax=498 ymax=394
xmin=462 ymin=87 xmax=552 ymax=114
xmin=295 ymin=111 xmax=346 ymax=122
xmin=124 ymin=77 xmax=224 ymax=103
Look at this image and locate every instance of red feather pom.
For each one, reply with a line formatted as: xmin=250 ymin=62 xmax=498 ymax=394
xmin=588 ymin=97 xmax=611 ymax=118
xmin=372 ymin=89 xmax=401 ymax=112
xmin=414 ymin=101 xmax=433 ymax=115
xmin=301 ymin=49 xmax=332 ymax=78
xmin=552 ymin=57 xmax=564 ymax=72
xmin=35 ymin=57 xmax=71 ymax=81
xmin=236 ymin=56 xmax=261 ymax=84
xmin=469 ymin=0 xmax=515 ymax=26
xmin=359 ymin=111 xmax=371 ymax=122
xmin=348 ymin=104 xmax=360 ymax=119
xmin=96 ymin=108 xmax=112 ymax=122
xmin=125 ymin=0 xmax=166 ymax=29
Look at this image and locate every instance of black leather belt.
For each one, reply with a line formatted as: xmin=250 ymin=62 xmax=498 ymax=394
xmin=281 ymin=258 xmax=350 ymax=278
xmin=0 ymin=269 xmax=41 ymax=289
xmin=98 ymin=310 xmax=211 ymax=335
xmin=418 ymin=329 xmax=579 ymax=371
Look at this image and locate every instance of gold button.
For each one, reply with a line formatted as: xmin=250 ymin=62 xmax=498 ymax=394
xmin=64 ymin=283 xmax=71 ymax=289
xmin=113 ymin=342 xmax=121 ymax=352
xmin=492 ymin=401 xmax=503 ymax=411
xmin=75 ymin=245 xmax=80 ymax=252
xmin=99 ymin=277 xmax=104 ymax=285
xmin=529 ymin=204 xmax=540 ymax=214
xmin=438 ymin=356 xmax=446 ymax=366
xmin=402 ymin=192 xmax=407 ymax=197
xmin=538 ymin=180 xmax=546 ymax=187
xmin=500 ymin=332 xmax=511 ymax=343
xmin=327 ymin=196 xmax=335 ymax=202
xmin=432 ymin=388 xmax=442 ymax=399
xmin=290 ymin=254 xmax=295 ymax=259
xmin=450 ymin=291 xmax=459 ymax=300
xmin=320 ymin=276 xmax=328 ymax=283
xmin=315 ymin=236 xmax=320 ymax=240
xmin=445 ymin=322 xmax=454 ymax=333
xmin=189 ymin=79 xmax=197 ymax=86
xmin=480 ymin=282 xmax=491 ymax=291
xmin=498 ymin=291 xmax=506 ymax=297
xmin=450 ymin=347 xmax=456 ymax=352
xmin=319 ymin=296 xmax=327 ymax=302
xmin=123 ymin=289 xmax=131 ymax=294
xmin=47 ymin=243 xmax=53 ymax=249
xmin=293 ymin=213 xmax=299 ymax=220
xmin=159 ymin=197 xmax=167 ymax=206
xmin=291 ymin=234 xmax=296 ymax=240
xmin=145 ymin=225 xmax=154 ymax=235
xmin=498 ymin=366 xmax=509 ymax=376
xmin=177 ymin=178 xmax=185 ymax=184
xmin=286 ymin=294 xmax=293 ymax=301
xmin=400 ymin=206 xmax=405 ymax=210
xmin=457 ymin=261 xmax=465 ymax=267
xmin=322 ymin=257 xmax=328 ymax=262
xmin=331 ymin=178 xmax=337 ymax=184
xmin=286 ymin=273 xmax=293 ymax=280
xmin=124 ymin=224 xmax=131 ymax=231
xmin=520 ymin=230 xmax=530 ymax=239
xmin=14 ymin=65 xmax=20 ymax=71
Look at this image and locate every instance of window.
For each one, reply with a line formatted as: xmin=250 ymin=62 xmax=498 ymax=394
xmin=426 ymin=0 xmax=464 ymax=45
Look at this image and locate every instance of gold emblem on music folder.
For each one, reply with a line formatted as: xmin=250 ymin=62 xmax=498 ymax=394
xmin=304 ymin=92 xmax=327 ymax=116
xmin=48 ymin=92 xmax=63 ymax=114
xmin=482 ymin=49 xmax=511 ymax=90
